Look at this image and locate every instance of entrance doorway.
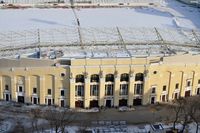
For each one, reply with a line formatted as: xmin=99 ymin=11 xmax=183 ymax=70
xmin=6 ymin=94 xmax=9 ymax=101
xmin=133 ymin=98 xmax=142 ymax=106
xmin=90 ymin=100 xmax=99 ymax=108
xmin=75 ymin=100 xmax=84 ymax=108
xmin=106 ymin=100 xmax=112 ymax=108
xmin=61 ymin=100 xmax=64 ymax=107
xmin=48 ymin=99 xmax=52 ymax=105
xmin=151 ymin=97 xmax=155 ymax=104
xmin=119 ymin=99 xmax=127 ymax=107
xmin=18 ymin=96 xmax=24 ymax=103
xmin=185 ymin=90 xmax=191 ymax=97
xmin=174 ymin=93 xmax=178 ymax=99
xmin=33 ymin=98 xmax=37 ymax=104
xmin=162 ymin=95 xmax=166 ymax=102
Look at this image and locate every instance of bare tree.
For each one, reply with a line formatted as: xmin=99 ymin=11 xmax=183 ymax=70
xmin=43 ymin=107 xmax=75 ymax=133
xmin=77 ymin=120 xmax=90 ymax=133
xmin=172 ymin=96 xmax=200 ymax=133
xmin=12 ymin=119 xmax=26 ymax=133
xmin=168 ymin=97 xmax=186 ymax=131
xmin=185 ymin=96 xmax=200 ymax=133
xmin=29 ymin=108 xmax=41 ymax=133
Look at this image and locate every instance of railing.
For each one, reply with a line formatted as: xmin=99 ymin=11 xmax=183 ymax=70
xmin=2 ymin=0 xmax=163 ymax=4
xmin=0 ymin=27 xmax=199 ymax=51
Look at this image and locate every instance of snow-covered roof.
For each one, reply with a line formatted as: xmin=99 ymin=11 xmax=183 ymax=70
xmin=0 ymin=0 xmax=200 ymax=58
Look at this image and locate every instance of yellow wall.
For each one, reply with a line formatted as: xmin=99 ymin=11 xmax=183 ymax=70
xmin=0 ymin=54 xmax=200 ymax=108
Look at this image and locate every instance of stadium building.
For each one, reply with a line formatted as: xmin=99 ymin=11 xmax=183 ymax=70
xmin=0 ymin=0 xmax=200 ymax=108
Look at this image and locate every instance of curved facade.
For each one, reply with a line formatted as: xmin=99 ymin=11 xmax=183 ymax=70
xmin=0 ymin=54 xmax=200 ymax=108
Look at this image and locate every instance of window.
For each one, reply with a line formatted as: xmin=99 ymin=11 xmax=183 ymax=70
xmin=163 ymin=85 xmax=167 ymax=91
xmin=33 ymin=88 xmax=37 ymax=94
xmin=198 ymin=79 xmax=200 ymax=84
xmin=175 ymin=83 xmax=179 ymax=89
xmin=90 ymin=74 xmax=99 ymax=82
xmin=5 ymin=85 xmax=9 ymax=90
xmin=61 ymin=73 xmax=65 ymax=77
xmin=61 ymin=90 xmax=64 ymax=96
xmin=187 ymin=80 xmax=191 ymax=87
xmin=120 ymin=73 xmax=129 ymax=82
xmin=105 ymin=74 xmax=114 ymax=82
xmin=135 ymin=73 xmax=144 ymax=81
xmin=105 ymin=84 xmax=113 ymax=96
xmin=19 ymin=86 xmax=23 ymax=92
xmin=48 ymin=89 xmax=51 ymax=95
xmin=153 ymin=71 xmax=157 ymax=74
xmin=152 ymin=87 xmax=156 ymax=94
xmin=134 ymin=84 xmax=143 ymax=95
xmin=75 ymin=75 xmax=84 ymax=83
xmin=90 ymin=85 xmax=99 ymax=96
xmin=120 ymin=84 xmax=128 ymax=95
xmin=75 ymin=85 xmax=84 ymax=96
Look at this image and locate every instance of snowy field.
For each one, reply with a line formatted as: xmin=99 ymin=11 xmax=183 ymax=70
xmin=0 ymin=8 xmax=175 ymax=31
xmin=0 ymin=0 xmax=199 ymax=31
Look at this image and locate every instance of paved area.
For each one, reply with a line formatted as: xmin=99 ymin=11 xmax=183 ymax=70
xmin=73 ymin=105 xmax=171 ymax=125
xmin=0 ymin=101 xmax=173 ymax=132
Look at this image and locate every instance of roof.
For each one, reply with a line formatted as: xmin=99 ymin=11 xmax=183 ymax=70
xmin=0 ymin=0 xmax=200 ymax=59
xmin=0 ymin=58 xmax=55 ymax=68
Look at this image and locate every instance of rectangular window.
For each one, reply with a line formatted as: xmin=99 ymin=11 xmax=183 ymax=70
xmin=90 ymin=85 xmax=99 ymax=96
xmin=48 ymin=89 xmax=51 ymax=95
xmin=33 ymin=88 xmax=37 ymax=94
xmin=163 ymin=85 xmax=166 ymax=91
xmin=175 ymin=83 xmax=179 ymax=89
xmin=19 ymin=86 xmax=23 ymax=92
xmin=75 ymin=85 xmax=84 ymax=96
xmin=134 ymin=84 xmax=143 ymax=95
xmin=198 ymin=79 xmax=200 ymax=84
xmin=61 ymin=90 xmax=64 ymax=96
xmin=120 ymin=84 xmax=128 ymax=95
xmin=105 ymin=84 xmax=113 ymax=96
xmin=152 ymin=87 xmax=156 ymax=94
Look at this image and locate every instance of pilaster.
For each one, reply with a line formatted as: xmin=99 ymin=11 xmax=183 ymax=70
xmin=69 ymin=78 xmax=75 ymax=108
xmin=99 ymin=77 xmax=105 ymax=107
xmin=11 ymin=76 xmax=16 ymax=102
xmin=84 ymin=77 xmax=90 ymax=108
xmin=25 ymin=76 xmax=30 ymax=103
xmin=114 ymin=76 xmax=120 ymax=107
xmin=39 ymin=75 xmax=45 ymax=104
xmin=128 ymin=75 xmax=135 ymax=106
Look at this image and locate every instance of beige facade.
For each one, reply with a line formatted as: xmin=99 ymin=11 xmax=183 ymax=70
xmin=0 ymin=54 xmax=200 ymax=108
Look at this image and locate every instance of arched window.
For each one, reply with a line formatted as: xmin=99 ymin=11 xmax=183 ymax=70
xmin=135 ymin=73 xmax=144 ymax=81
xmin=90 ymin=74 xmax=99 ymax=82
xmin=75 ymin=74 xmax=84 ymax=83
xmin=120 ymin=73 xmax=129 ymax=82
xmin=105 ymin=74 xmax=114 ymax=82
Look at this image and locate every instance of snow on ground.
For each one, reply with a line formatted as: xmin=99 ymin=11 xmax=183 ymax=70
xmin=0 ymin=0 xmax=199 ymax=31
xmin=0 ymin=7 xmax=175 ymax=31
xmin=165 ymin=0 xmax=200 ymax=29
